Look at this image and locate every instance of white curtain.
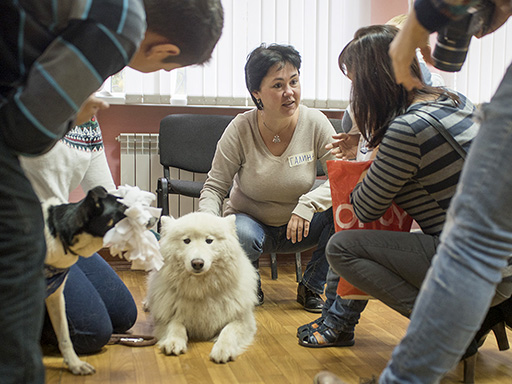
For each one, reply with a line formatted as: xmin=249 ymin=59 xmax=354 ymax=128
xmin=104 ymin=0 xmax=512 ymax=108
xmin=185 ymin=0 xmax=371 ymax=108
xmin=105 ymin=0 xmax=371 ymax=108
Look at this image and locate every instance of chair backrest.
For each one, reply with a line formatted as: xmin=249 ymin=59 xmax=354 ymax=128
xmin=317 ymin=117 xmax=346 ymax=177
xmin=329 ymin=117 xmax=344 ymax=134
xmin=159 ymin=114 xmax=235 ymax=173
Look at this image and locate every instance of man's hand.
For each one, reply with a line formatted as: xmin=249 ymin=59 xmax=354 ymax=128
xmin=389 ymin=7 xmax=431 ymax=90
xmin=287 ymin=214 xmax=310 ymax=244
xmin=476 ymin=0 xmax=512 ymax=37
xmin=75 ymin=95 xmax=109 ymax=126
xmin=325 ymin=133 xmax=360 ymax=160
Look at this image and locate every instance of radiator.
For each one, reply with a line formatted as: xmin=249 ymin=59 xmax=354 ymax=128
xmin=117 ymin=133 xmax=203 ymax=216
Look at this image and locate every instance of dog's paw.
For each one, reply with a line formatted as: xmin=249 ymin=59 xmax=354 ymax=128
xmin=158 ymin=337 xmax=188 ymax=356
xmin=67 ymin=360 xmax=96 ymax=375
xmin=209 ymin=342 xmax=238 ymax=364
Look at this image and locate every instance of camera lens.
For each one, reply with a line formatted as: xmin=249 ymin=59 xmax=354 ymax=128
xmin=431 ymin=0 xmax=494 ymax=72
xmin=432 ymin=33 xmax=472 ymax=72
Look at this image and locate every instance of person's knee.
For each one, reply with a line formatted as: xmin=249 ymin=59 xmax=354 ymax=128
xmin=234 ymin=214 xmax=263 ymax=262
xmin=111 ymin=300 xmax=138 ymax=334
xmin=326 ymin=231 xmax=354 ymax=268
xmin=71 ymin=321 xmax=113 ymax=355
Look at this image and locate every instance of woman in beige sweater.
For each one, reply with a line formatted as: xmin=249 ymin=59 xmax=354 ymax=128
xmin=199 ymin=44 xmax=336 ymax=312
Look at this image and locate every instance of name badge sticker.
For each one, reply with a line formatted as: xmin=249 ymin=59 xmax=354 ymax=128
xmin=288 ymin=151 xmax=315 ymax=167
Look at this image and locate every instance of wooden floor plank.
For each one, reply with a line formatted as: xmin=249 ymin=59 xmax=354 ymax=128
xmin=44 ymin=266 xmax=512 ymax=384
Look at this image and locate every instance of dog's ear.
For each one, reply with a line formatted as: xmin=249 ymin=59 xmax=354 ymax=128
xmin=78 ymin=186 xmax=108 ymax=226
xmin=224 ymin=214 xmax=237 ymax=234
xmin=81 ymin=187 xmax=127 ymax=237
xmin=87 ymin=186 xmax=109 ymax=202
xmin=159 ymin=215 xmax=175 ymax=236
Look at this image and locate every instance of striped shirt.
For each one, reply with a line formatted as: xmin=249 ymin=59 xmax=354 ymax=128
xmin=350 ymin=91 xmax=479 ymax=236
xmin=0 ymin=0 xmax=145 ymax=155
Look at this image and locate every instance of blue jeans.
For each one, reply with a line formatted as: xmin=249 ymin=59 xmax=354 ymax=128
xmin=322 ymin=267 xmax=368 ymax=333
xmin=0 ymin=134 xmax=46 ymax=384
xmin=380 ymin=63 xmax=512 ymax=383
xmin=235 ymin=208 xmax=334 ymax=294
xmin=41 ymin=253 xmax=137 ymax=354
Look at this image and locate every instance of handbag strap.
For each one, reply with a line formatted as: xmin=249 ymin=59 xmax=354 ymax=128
xmin=415 ymin=110 xmax=467 ymax=160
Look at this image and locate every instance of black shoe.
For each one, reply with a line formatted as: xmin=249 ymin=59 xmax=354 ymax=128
xmin=257 ymin=286 xmax=264 ymax=306
xmin=298 ymin=323 xmax=354 ymax=348
xmin=461 ymin=302 xmax=511 ymax=360
xmin=256 ymin=273 xmax=264 ymax=306
xmin=297 ymin=282 xmax=324 ymax=313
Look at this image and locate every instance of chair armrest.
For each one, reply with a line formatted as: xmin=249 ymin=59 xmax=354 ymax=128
xmin=157 ymin=177 xmax=170 ymax=216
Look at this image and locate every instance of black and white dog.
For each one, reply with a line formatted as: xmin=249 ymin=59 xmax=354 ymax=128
xmin=43 ymin=186 xmax=126 ymax=375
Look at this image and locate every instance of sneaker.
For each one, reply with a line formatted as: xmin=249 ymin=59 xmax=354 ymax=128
xmin=313 ymin=372 xmax=377 ymax=384
xmin=313 ymin=371 xmax=346 ymax=384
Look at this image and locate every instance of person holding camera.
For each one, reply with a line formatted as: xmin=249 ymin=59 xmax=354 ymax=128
xmin=381 ymin=1 xmax=512 ymax=383
xmin=315 ymin=1 xmax=512 ymax=383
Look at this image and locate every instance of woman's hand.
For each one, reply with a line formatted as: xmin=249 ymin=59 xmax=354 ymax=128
xmin=75 ymin=95 xmax=110 ymax=126
xmin=356 ymin=146 xmax=379 ymax=184
xmin=325 ymin=133 xmax=360 ymax=160
xmin=287 ymin=214 xmax=310 ymax=244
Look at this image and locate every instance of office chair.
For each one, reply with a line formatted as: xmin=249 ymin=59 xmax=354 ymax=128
xmin=156 ymin=114 xmax=234 ymax=217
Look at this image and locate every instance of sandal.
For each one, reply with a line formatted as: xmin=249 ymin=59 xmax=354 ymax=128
xmin=108 ymin=333 xmax=157 ymax=347
xmin=297 ymin=317 xmax=324 ymax=338
xmin=298 ymin=323 xmax=355 ymax=348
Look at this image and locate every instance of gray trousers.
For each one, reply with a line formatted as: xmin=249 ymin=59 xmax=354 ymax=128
xmin=327 ymin=229 xmax=512 ymax=319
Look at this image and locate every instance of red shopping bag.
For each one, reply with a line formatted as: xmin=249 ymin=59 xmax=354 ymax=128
xmin=327 ymin=160 xmax=413 ymax=299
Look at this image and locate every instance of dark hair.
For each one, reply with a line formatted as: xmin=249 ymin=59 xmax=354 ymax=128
xmin=245 ymin=43 xmax=301 ymax=109
xmin=144 ymin=0 xmax=224 ymax=66
xmin=339 ymin=24 xmax=459 ymax=147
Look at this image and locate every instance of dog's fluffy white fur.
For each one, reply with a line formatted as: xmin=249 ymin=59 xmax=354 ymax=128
xmin=147 ymin=212 xmax=258 ymax=363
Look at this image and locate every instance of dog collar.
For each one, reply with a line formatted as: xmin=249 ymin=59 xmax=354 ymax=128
xmin=44 ymin=264 xmax=71 ymax=297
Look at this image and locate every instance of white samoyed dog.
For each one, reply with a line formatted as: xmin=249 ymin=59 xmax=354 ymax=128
xmin=146 ymin=212 xmax=258 ymax=363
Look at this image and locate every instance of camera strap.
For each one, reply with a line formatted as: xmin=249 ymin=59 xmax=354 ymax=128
xmin=415 ymin=110 xmax=467 ymax=160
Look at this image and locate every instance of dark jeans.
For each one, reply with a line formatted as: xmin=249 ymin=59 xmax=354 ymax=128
xmin=0 ymin=134 xmax=46 ymax=384
xmin=41 ymin=253 xmax=138 ymax=354
xmin=235 ymin=208 xmax=334 ymax=294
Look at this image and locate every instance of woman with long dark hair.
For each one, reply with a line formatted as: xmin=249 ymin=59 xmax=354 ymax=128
xmin=299 ymin=26 xmax=512 ymax=360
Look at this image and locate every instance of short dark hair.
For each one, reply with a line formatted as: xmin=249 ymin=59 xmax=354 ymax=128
xmin=144 ymin=0 xmax=224 ymax=66
xmin=244 ymin=43 xmax=301 ymax=109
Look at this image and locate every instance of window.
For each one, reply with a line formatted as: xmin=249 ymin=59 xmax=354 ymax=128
xmin=99 ymin=0 xmax=512 ymax=108
xmin=100 ymin=0 xmax=374 ymax=108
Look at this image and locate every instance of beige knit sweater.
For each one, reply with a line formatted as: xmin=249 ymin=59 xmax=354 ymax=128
xmin=199 ymin=105 xmax=336 ymax=227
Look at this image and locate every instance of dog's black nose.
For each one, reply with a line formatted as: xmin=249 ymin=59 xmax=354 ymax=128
xmin=191 ymin=259 xmax=204 ymax=270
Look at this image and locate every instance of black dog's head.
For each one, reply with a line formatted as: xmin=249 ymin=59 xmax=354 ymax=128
xmin=47 ymin=186 xmax=127 ymax=255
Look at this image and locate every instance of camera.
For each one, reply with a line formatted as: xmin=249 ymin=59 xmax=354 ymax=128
xmin=432 ymin=0 xmax=495 ymax=72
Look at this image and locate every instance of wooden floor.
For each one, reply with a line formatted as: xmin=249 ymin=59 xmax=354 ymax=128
xmin=44 ymin=265 xmax=512 ymax=384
